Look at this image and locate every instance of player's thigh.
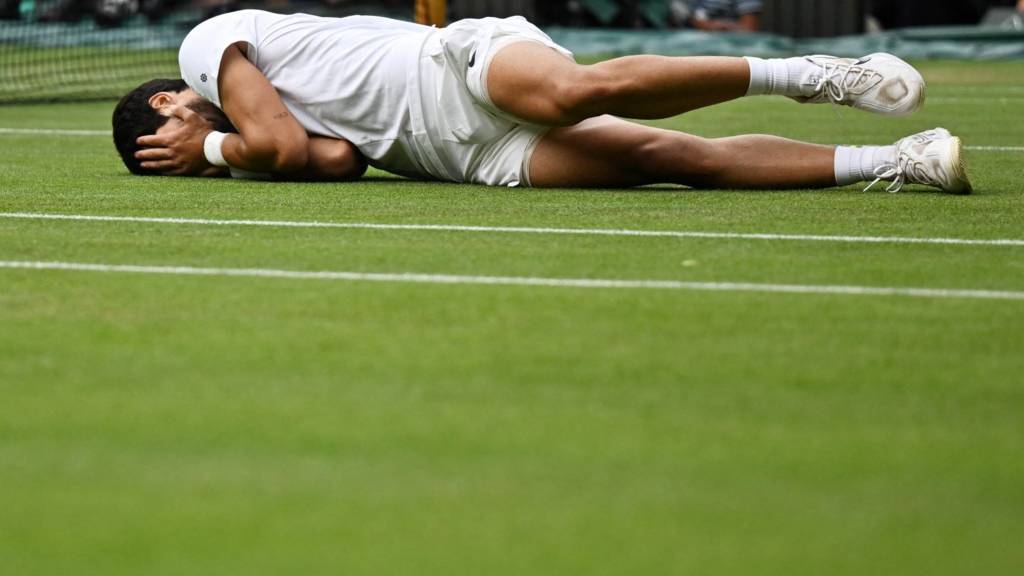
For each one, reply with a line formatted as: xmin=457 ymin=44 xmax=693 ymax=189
xmin=528 ymin=115 xmax=704 ymax=188
xmin=487 ymin=41 xmax=583 ymax=125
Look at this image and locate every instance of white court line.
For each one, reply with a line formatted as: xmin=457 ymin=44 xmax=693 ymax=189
xmin=931 ymin=86 xmax=1024 ymax=94
xmin=929 ymin=97 xmax=1024 ymax=104
xmin=2 ymin=260 xmax=1022 ymax=302
xmin=0 ymin=128 xmax=1022 ymax=152
xmin=0 ymin=127 xmax=108 ymax=136
xmin=965 ymin=145 xmax=1024 ymax=152
xmin=3 ymin=211 xmax=1023 ymax=247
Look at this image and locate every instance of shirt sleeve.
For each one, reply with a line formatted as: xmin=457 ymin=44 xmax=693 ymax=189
xmin=178 ymin=10 xmax=260 ymax=109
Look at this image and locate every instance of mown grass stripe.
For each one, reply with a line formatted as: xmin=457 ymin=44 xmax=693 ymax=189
xmin=3 ymin=211 xmax=1023 ymax=247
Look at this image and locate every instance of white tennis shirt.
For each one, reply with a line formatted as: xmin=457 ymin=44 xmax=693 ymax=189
xmin=179 ymin=10 xmax=433 ymax=178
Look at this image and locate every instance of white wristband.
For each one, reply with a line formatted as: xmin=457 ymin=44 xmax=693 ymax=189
xmin=203 ymin=131 xmax=229 ymax=167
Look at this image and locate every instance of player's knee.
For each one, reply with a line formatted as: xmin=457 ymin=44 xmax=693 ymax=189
xmin=684 ymin=140 xmax=729 ymax=180
xmin=333 ymin=144 xmax=368 ymax=180
xmin=634 ymin=135 xmax=726 ymax=182
xmin=549 ymin=67 xmax=622 ymax=124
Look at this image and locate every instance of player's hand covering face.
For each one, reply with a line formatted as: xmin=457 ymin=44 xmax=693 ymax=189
xmin=135 ymin=105 xmax=221 ymax=176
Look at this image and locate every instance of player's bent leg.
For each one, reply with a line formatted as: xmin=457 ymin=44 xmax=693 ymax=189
xmin=486 ymin=44 xmax=926 ymax=127
xmin=527 ymin=116 xmax=665 ymax=187
xmin=528 ymin=118 xmax=970 ymax=192
xmin=486 ymin=43 xmax=751 ymax=126
xmin=528 ymin=116 xmax=837 ymax=189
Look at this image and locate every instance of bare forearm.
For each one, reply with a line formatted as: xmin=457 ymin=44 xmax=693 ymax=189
xmin=221 ymin=130 xmax=309 ymax=174
xmin=266 ymin=137 xmax=366 ymax=181
xmin=211 ymin=136 xmax=365 ymax=181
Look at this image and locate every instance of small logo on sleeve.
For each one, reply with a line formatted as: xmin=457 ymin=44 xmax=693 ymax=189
xmin=200 ymin=73 xmax=208 ymax=83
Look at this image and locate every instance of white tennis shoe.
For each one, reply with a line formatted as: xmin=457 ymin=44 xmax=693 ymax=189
xmin=867 ymin=128 xmax=973 ymax=194
xmin=793 ymin=53 xmax=926 ymax=117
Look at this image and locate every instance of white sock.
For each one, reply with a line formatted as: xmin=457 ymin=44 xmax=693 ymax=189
xmin=833 ymin=146 xmax=897 ymax=186
xmin=744 ymin=56 xmax=818 ymax=98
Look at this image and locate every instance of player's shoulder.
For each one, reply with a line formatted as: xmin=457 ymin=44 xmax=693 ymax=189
xmin=179 ymin=9 xmax=274 ymax=106
xmin=180 ymin=9 xmax=274 ymax=60
xmin=185 ymin=9 xmax=263 ymax=35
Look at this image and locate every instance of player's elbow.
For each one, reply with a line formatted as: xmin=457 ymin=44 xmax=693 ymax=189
xmin=272 ymin=130 xmax=310 ymax=172
xmin=272 ymin=143 xmax=309 ymax=173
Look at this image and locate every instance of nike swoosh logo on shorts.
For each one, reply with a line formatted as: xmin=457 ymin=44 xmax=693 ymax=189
xmin=468 ymin=50 xmax=476 ymax=68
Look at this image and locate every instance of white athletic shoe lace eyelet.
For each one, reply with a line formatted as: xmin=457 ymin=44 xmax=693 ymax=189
xmin=812 ymin=60 xmax=872 ymax=104
xmin=868 ymin=129 xmax=969 ymax=194
xmin=865 ymin=158 xmax=934 ymax=194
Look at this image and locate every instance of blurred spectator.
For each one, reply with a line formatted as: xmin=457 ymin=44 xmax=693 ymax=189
xmin=38 ymin=0 xmax=95 ymax=24
xmin=37 ymin=0 xmax=153 ymax=26
xmin=689 ymin=0 xmax=761 ymax=32
xmin=34 ymin=0 xmax=245 ymax=26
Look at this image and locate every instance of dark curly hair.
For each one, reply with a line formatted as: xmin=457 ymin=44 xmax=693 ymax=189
xmin=112 ymin=78 xmax=187 ymax=175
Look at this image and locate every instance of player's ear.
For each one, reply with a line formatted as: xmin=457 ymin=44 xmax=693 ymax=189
xmin=147 ymin=91 xmax=176 ymax=111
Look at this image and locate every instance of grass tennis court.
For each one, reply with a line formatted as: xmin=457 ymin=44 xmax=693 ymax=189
xmin=1 ymin=60 xmax=1022 ymax=574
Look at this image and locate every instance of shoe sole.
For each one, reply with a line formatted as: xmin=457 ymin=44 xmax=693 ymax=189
xmin=946 ymin=137 xmax=973 ymax=195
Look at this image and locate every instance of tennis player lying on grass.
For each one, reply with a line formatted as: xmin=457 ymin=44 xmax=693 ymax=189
xmin=113 ymin=10 xmax=972 ymax=193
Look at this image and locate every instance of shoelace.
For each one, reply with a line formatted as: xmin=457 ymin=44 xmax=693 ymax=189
xmin=812 ymin=59 xmax=872 ymax=104
xmin=865 ymin=129 xmax=950 ymax=193
xmin=865 ymin=155 xmax=936 ymax=194
xmin=865 ymin=164 xmax=905 ymax=193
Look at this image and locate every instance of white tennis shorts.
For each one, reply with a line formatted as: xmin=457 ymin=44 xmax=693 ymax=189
xmin=409 ymin=16 xmax=575 ymax=187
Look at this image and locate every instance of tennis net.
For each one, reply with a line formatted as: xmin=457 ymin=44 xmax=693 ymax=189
xmin=0 ymin=1 xmax=415 ymax=104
